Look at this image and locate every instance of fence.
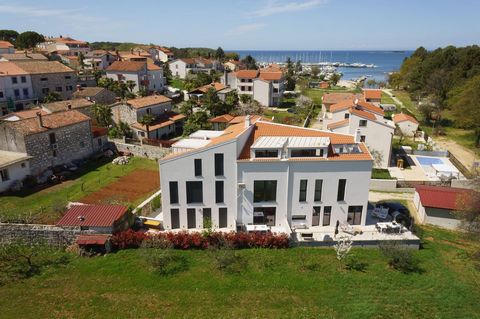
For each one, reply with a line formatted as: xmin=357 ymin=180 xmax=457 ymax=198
xmin=448 ymin=152 xmax=473 ymax=179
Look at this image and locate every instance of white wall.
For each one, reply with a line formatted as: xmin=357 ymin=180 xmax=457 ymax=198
xmin=105 ymin=72 xmax=140 ymax=92
xmin=169 ymin=60 xmax=187 ymax=79
xmin=148 ymin=69 xmax=165 ymax=92
xmin=253 ymin=79 xmax=271 ymax=107
xmin=0 ymin=74 xmax=34 ymax=106
xmin=0 ymin=160 xmax=31 ymax=192
xmin=397 ymin=121 xmax=419 ymax=137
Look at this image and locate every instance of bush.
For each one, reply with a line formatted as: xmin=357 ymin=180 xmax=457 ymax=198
xmin=380 ymin=242 xmax=421 ymax=273
xmin=146 ymin=249 xmax=189 ymax=276
xmin=111 ymin=230 xmax=148 ymax=249
xmin=345 ymin=255 xmax=368 ymax=272
xmin=212 ymin=248 xmax=247 ymax=274
xmin=141 ymin=236 xmax=173 ymax=249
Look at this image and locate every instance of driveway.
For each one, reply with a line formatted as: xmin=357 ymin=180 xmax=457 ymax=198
xmin=382 ymin=89 xmax=404 ymax=108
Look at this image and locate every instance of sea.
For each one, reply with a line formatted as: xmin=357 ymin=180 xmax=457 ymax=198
xmin=232 ymin=50 xmax=413 ymax=82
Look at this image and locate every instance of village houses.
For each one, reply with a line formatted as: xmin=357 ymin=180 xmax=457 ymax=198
xmin=83 ymin=50 xmax=119 ymax=70
xmin=106 ymin=61 xmax=165 ymax=94
xmin=168 ymin=57 xmax=220 ymax=79
xmin=0 ymin=41 xmax=15 ymax=54
xmin=0 ymin=61 xmax=35 ymax=114
xmin=37 ymin=36 xmax=90 ymax=56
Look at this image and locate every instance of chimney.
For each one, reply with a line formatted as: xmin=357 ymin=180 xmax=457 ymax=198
xmin=36 ymin=112 xmax=43 ymax=128
xmin=355 ymin=128 xmax=362 ymax=143
xmin=76 ymin=84 xmax=82 ymax=92
xmin=354 ymin=98 xmax=359 ymax=106
xmin=130 ymin=48 xmax=133 ymax=54
xmin=245 ymin=115 xmax=251 ymax=128
xmin=66 ymin=103 xmax=72 ymax=110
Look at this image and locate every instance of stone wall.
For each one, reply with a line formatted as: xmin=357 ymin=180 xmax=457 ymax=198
xmin=25 ymin=120 xmax=94 ymax=174
xmin=110 ymin=139 xmax=170 ymax=160
xmin=0 ymin=223 xmax=94 ymax=247
xmin=111 ymin=103 xmax=137 ymax=125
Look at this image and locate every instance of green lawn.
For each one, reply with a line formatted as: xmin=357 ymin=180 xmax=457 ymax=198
xmin=393 ymin=90 xmax=421 ymax=119
xmin=169 ymin=78 xmax=185 ymax=90
xmin=0 ymin=226 xmax=479 ymax=318
xmin=0 ymin=157 xmax=158 ymax=223
xmin=263 ymin=109 xmax=303 ymax=125
xmin=371 ymin=168 xmax=394 ymax=179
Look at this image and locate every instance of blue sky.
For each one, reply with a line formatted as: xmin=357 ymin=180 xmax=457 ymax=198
xmin=1 ymin=0 xmax=479 ymax=50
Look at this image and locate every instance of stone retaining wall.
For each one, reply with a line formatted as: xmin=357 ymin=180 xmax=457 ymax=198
xmin=0 ymin=223 xmax=94 ymax=247
xmin=109 ymin=140 xmax=170 ymax=160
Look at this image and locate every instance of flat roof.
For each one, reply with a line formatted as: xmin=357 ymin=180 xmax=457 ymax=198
xmin=172 ymin=138 xmax=211 ymax=149
xmin=0 ymin=151 xmax=31 ymax=169
xmin=287 ymin=136 xmax=330 ymax=148
xmin=189 ymin=130 xmax=225 ymax=140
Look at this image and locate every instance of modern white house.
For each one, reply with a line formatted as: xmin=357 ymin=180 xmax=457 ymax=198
xmin=159 ymin=117 xmax=373 ymax=233
xmin=111 ymin=95 xmax=185 ymax=139
xmin=0 ymin=150 xmax=32 ymax=192
xmin=37 ymin=36 xmax=90 ymax=56
xmin=106 ymin=61 xmax=165 ymax=93
xmin=221 ymin=69 xmax=285 ymax=107
xmin=324 ymin=99 xmax=394 ymax=168
xmin=393 ymin=113 xmax=419 ymax=137
xmin=0 ymin=61 xmax=36 ymax=114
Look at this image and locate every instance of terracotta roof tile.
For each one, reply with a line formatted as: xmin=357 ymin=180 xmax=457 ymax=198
xmin=42 ymin=98 xmax=94 ymax=113
xmin=13 ymin=61 xmax=74 ymax=74
xmin=0 ymin=61 xmax=28 ymax=76
xmin=259 ymin=71 xmax=283 ymax=81
xmin=131 ymin=112 xmax=185 ymax=131
xmin=0 ymin=41 xmax=14 ymax=49
xmin=330 ymin=99 xmax=384 ymax=116
xmin=322 ymin=93 xmax=363 ymax=104
xmin=126 ymin=95 xmax=172 ymax=109
xmin=350 ymin=108 xmax=377 ymax=121
xmin=327 ymin=119 xmax=350 ymax=129
xmin=106 ymin=61 xmax=146 ymax=72
xmin=208 ymin=114 xmax=235 ymax=123
xmin=190 ymin=82 xmax=226 ymax=94
xmin=76 ymin=234 xmax=110 ymax=245
xmin=235 ymin=70 xmax=259 ymax=79
xmin=73 ymin=86 xmax=108 ymax=97
xmin=0 ymin=53 xmax=47 ymax=61
xmin=57 ymin=205 xmax=128 ymax=227
xmin=5 ymin=110 xmax=90 ymax=135
xmin=0 ymin=107 xmax=48 ymax=120
xmin=363 ymin=89 xmax=382 ymax=100
xmin=393 ymin=113 xmax=419 ymax=125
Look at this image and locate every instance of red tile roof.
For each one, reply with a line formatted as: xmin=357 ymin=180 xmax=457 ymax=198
xmin=92 ymin=126 xmax=108 ymax=137
xmin=322 ymin=93 xmax=363 ymax=105
xmin=327 ymin=119 xmax=350 ymax=129
xmin=330 ymin=99 xmax=384 ymax=116
xmin=76 ymin=234 xmax=110 ymax=245
xmin=106 ymin=61 xmax=146 ymax=72
xmin=350 ymin=108 xmax=377 ymax=121
xmin=393 ymin=113 xmax=419 ymax=125
xmin=208 ymin=114 xmax=235 ymax=123
xmin=57 ymin=205 xmax=129 ymax=227
xmin=235 ymin=70 xmax=259 ymax=79
xmin=415 ymin=186 xmax=476 ymax=210
xmin=0 ymin=61 xmax=28 ymax=76
xmin=190 ymin=82 xmax=226 ymax=94
xmin=126 ymin=95 xmax=172 ymax=109
xmin=363 ymin=89 xmax=382 ymax=100
xmin=0 ymin=41 xmax=14 ymax=49
xmin=131 ymin=112 xmax=185 ymax=131
xmin=5 ymin=110 xmax=90 ymax=136
xmin=259 ymin=71 xmax=283 ymax=81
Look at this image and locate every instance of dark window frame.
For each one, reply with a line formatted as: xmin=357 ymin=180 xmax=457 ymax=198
xmin=299 ymin=179 xmax=308 ymax=202
xmin=169 ymin=181 xmax=178 ymax=204
xmin=194 ymin=158 xmax=202 ymax=177
xmin=214 ymin=153 xmax=224 ymax=176
xmin=337 ymin=179 xmax=346 ymax=201
xmin=314 ymin=179 xmax=323 ymax=202
xmin=186 ymin=181 xmax=203 ymax=203
xmin=219 ymin=208 xmax=228 ymax=228
xmin=312 ymin=206 xmax=320 ymax=226
xmin=347 ymin=206 xmax=363 ymax=225
xmin=187 ymin=208 xmax=196 ymax=229
xmin=323 ymin=206 xmax=332 ymax=226
xmin=170 ymin=209 xmax=180 ymax=229
xmin=255 ymin=150 xmax=278 ymax=158
xmin=253 ymin=180 xmax=277 ymax=203
xmin=215 ymin=180 xmax=224 ymax=203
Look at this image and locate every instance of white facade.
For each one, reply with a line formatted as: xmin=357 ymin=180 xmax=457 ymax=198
xmin=106 ymin=66 xmax=164 ymax=93
xmin=393 ymin=116 xmax=419 ymax=137
xmin=0 ymin=65 xmax=35 ymax=113
xmin=0 ymin=151 xmax=31 ymax=192
xmin=160 ymin=120 xmax=373 ymax=232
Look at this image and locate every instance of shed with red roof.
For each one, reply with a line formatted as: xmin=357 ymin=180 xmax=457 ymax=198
xmin=413 ymin=185 xmax=475 ymax=229
xmin=57 ymin=204 xmax=132 ymax=233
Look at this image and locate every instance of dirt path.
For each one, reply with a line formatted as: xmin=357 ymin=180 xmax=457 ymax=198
xmin=368 ymin=191 xmax=414 ymax=203
xmin=433 ymin=137 xmax=477 ymax=169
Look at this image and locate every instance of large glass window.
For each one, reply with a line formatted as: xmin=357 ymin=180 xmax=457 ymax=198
xmin=359 ymin=120 xmax=368 ymax=127
xmin=299 ymin=179 xmax=308 ymax=202
xmin=314 ymin=179 xmax=323 ymax=202
xmin=337 ymin=179 xmax=346 ymax=201
xmin=219 ymin=208 xmax=228 ymax=228
xmin=253 ymin=207 xmax=276 ymax=226
xmin=194 ymin=159 xmax=202 ymax=176
xmin=170 ymin=209 xmax=180 ymax=229
xmin=169 ymin=181 xmax=178 ymax=204
xmin=186 ymin=181 xmax=203 ymax=203
xmin=291 ymin=149 xmax=317 ymax=157
xmin=323 ymin=206 xmax=332 ymax=226
xmin=312 ymin=206 xmax=320 ymax=226
xmin=214 ymin=153 xmax=224 ymax=176
xmin=348 ymin=206 xmax=363 ymax=225
xmin=255 ymin=150 xmax=278 ymax=158
xmin=187 ymin=208 xmax=196 ymax=228
xmin=253 ymin=180 xmax=277 ymax=202
xmin=215 ymin=180 xmax=224 ymax=203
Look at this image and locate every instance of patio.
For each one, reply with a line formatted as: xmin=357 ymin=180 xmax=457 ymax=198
xmin=388 ymin=154 xmax=465 ymax=181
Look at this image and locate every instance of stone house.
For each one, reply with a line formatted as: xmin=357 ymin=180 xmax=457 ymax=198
xmin=41 ymin=98 xmax=95 ymax=117
xmin=111 ymin=95 xmax=185 ymax=140
xmin=0 ymin=110 xmax=94 ymax=175
xmin=13 ymin=61 xmax=77 ymax=101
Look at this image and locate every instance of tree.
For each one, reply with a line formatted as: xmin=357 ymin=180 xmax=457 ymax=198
xmin=139 ymin=114 xmax=155 ymax=138
xmin=449 ymin=75 xmax=480 ymax=147
xmin=334 ymin=236 xmax=353 ymax=269
xmin=43 ymin=92 xmax=61 ymax=103
xmin=239 ymin=94 xmax=252 ymax=104
xmin=78 ymin=52 xmax=85 ymax=69
xmin=241 ymin=55 xmax=258 ymax=70
xmin=330 ymin=73 xmax=341 ymax=86
xmin=366 ymin=79 xmax=377 ymax=88
xmin=179 ymin=100 xmax=196 ymax=117
xmin=92 ymin=104 xmax=112 ymax=127
xmin=418 ymin=103 xmax=436 ymax=125
xmin=311 ymin=65 xmax=320 ymax=78
xmin=126 ymin=80 xmax=137 ymax=93
xmin=15 ymin=31 xmax=44 ymax=49
xmin=295 ymin=60 xmax=302 ymax=74
xmin=215 ymin=47 xmax=225 ymax=61
xmin=224 ymin=90 xmax=239 ymax=112
xmin=0 ymin=29 xmax=19 ymax=44
xmin=183 ymin=111 xmax=209 ymax=136
xmin=285 ymin=57 xmax=296 ymax=91
xmin=454 ymin=183 xmax=480 ymax=238
xmin=388 ymin=72 xmax=402 ymax=90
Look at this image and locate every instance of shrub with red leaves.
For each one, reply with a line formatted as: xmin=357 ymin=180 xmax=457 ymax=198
xmin=111 ymin=229 xmax=148 ymax=249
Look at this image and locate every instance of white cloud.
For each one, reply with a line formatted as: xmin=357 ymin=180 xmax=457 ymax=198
xmin=228 ymin=23 xmax=266 ymax=35
xmin=0 ymin=4 xmax=77 ymax=17
xmin=251 ymin=0 xmax=326 ymax=17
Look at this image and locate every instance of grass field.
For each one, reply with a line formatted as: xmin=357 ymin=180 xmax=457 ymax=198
xmin=169 ymin=78 xmax=185 ymax=90
xmin=371 ymin=168 xmax=394 ymax=179
xmin=0 ymin=226 xmax=479 ymax=318
xmin=0 ymin=157 xmax=158 ymax=223
xmin=393 ymin=90 xmax=421 ymax=119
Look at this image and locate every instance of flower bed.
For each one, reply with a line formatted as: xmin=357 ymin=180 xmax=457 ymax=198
xmin=111 ymin=230 xmax=290 ymax=250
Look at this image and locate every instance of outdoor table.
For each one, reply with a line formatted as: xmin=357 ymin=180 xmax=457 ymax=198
xmin=246 ymin=224 xmax=269 ymax=232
